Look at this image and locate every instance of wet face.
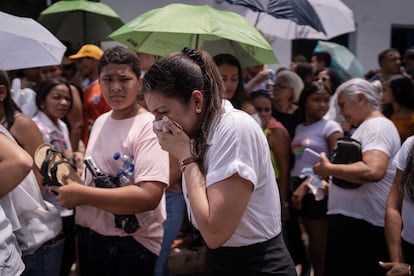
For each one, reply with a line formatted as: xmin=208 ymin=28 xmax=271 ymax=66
xmin=252 ymin=95 xmax=272 ymax=128
xmin=217 ymin=63 xmax=239 ymax=100
xmin=42 ymin=84 xmax=72 ymax=122
xmin=305 ymin=89 xmax=330 ymax=123
xmin=99 ymin=63 xmax=140 ymax=116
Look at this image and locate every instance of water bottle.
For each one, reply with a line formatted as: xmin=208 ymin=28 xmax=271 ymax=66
xmin=113 ymin=152 xmax=134 ymax=186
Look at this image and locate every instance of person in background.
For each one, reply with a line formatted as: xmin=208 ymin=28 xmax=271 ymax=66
xmin=32 ymin=77 xmax=76 ymax=276
xmin=39 ymin=64 xmax=84 ymax=152
xmin=369 ymin=48 xmax=402 ymax=81
xmin=294 ymin=62 xmax=314 ymax=86
xmin=314 ymin=78 xmax=401 ymax=276
xmin=52 ymin=46 xmax=169 ymax=276
xmin=69 ymin=44 xmax=110 ymax=147
xmin=213 ymin=54 xmax=258 ymax=117
xmin=290 ymin=54 xmax=308 ymax=72
xmin=271 ymin=70 xmax=304 ymax=139
xmin=0 ymin=70 xmax=44 ymax=190
xmin=251 ymin=89 xmax=291 ymax=222
xmin=143 ymin=47 xmax=296 ymax=275
xmin=381 ymin=135 xmax=414 ymax=275
xmin=381 ymin=74 xmax=414 ymax=143
xmin=290 ymin=82 xmax=343 ymax=276
xmin=311 ymin=51 xmax=332 ymax=73
xmin=243 ymin=63 xmax=274 ymax=94
xmin=136 ymin=52 xmax=158 ymax=109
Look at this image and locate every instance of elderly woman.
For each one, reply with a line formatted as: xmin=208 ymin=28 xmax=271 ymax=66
xmin=314 ymin=78 xmax=401 ymax=276
xmin=271 ymin=70 xmax=304 ymax=139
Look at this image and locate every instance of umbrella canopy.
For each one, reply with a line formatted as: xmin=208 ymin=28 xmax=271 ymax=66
xmin=38 ymin=0 xmax=124 ymax=48
xmin=314 ymin=41 xmax=364 ymax=80
xmin=109 ymin=3 xmax=278 ymax=67
xmin=220 ymin=0 xmax=355 ymax=40
xmin=0 ymin=11 xmax=66 ymax=71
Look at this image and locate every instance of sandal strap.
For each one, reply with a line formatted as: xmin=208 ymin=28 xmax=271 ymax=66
xmin=50 ymin=159 xmax=77 ymax=186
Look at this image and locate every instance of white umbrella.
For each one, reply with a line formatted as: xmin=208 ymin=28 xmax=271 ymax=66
xmin=0 ymin=11 xmax=66 ymax=71
xmin=218 ymin=0 xmax=355 ymax=40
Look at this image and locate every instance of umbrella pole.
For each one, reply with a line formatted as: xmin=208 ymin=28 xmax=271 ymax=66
xmin=83 ymin=11 xmax=86 ymax=44
xmin=195 ymin=34 xmax=199 ymax=50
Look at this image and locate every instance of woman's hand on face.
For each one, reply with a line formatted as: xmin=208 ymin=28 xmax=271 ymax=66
xmin=154 ymin=116 xmax=193 ymax=160
xmin=313 ymin=152 xmax=332 ymax=179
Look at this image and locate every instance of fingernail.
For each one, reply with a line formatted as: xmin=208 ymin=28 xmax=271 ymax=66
xmin=162 ymin=116 xmax=169 ymax=122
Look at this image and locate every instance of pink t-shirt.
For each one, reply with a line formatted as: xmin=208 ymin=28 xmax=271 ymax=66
xmin=75 ymin=110 xmax=169 ymax=255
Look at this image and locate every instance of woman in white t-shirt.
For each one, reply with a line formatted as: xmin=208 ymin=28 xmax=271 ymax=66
xmin=314 ymin=78 xmax=401 ymax=276
xmin=381 ymin=135 xmax=414 ymax=275
xmin=143 ymin=48 xmax=296 ymax=275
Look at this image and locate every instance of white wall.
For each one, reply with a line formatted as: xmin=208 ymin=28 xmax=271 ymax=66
xmin=103 ymin=0 xmax=414 ymax=73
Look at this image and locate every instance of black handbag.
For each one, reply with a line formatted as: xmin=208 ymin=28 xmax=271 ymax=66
xmin=330 ymin=137 xmax=363 ymax=189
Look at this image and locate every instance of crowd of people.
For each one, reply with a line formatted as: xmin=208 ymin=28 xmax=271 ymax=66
xmin=1 ymin=40 xmax=414 ymax=276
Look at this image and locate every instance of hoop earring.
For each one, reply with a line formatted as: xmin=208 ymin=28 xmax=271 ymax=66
xmin=195 ymin=107 xmax=202 ymax=114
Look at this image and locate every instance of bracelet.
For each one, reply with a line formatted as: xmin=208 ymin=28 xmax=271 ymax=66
xmin=179 ymin=157 xmax=197 ymax=172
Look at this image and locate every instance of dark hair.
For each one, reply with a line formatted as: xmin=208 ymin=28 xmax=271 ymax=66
xmin=0 ymin=70 xmax=22 ymax=130
xmin=143 ymin=48 xmax=223 ymax=167
xmin=378 ymin=48 xmax=399 ymax=65
xmin=387 ymin=74 xmax=414 ymax=109
xmin=36 ymin=77 xmax=73 ymax=112
xmin=98 ymin=46 xmax=141 ymax=78
xmin=213 ymin=53 xmax=250 ymax=109
xmin=315 ymin=67 xmax=344 ymax=95
xmin=292 ymin=54 xmax=308 ymax=63
xmin=251 ymin=89 xmax=272 ymax=102
xmin=298 ymin=81 xmax=329 ymax=122
xmin=294 ymin=62 xmax=314 ymax=85
xmin=312 ymin=51 xmax=332 ymax=67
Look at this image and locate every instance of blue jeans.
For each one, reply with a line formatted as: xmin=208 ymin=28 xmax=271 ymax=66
xmin=21 ymin=234 xmax=64 ymax=276
xmin=77 ymin=226 xmax=157 ymax=276
xmin=154 ymin=191 xmax=186 ymax=276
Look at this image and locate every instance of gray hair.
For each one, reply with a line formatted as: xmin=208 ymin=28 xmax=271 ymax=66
xmin=276 ymin=70 xmax=304 ymax=103
xmin=336 ymin=78 xmax=382 ymax=108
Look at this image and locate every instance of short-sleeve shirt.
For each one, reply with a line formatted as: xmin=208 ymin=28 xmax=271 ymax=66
xmin=393 ymin=135 xmax=414 ymax=243
xmin=328 ymin=117 xmax=401 ymax=226
xmin=182 ymin=100 xmax=281 ymax=247
xmin=291 ymin=119 xmax=343 ymax=177
xmin=75 ymin=110 xmax=169 ymax=255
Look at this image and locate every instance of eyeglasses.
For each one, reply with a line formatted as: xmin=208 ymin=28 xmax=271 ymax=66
xmin=315 ymin=76 xmax=330 ymax=82
xmin=273 ymin=83 xmax=290 ymax=90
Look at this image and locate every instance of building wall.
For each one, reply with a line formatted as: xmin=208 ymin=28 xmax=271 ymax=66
xmin=102 ymin=0 xmax=414 ymax=74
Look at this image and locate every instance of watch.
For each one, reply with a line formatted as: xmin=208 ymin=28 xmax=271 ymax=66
xmin=179 ymin=157 xmax=197 ymax=172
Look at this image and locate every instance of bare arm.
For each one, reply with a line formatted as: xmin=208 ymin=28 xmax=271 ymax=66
xmin=0 ymin=133 xmax=33 ymax=197
xmin=314 ymin=149 xmax=389 ymax=184
xmin=184 ymin=162 xmax=253 ymax=249
xmin=10 ymin=114 xmax=44 ymax=191
xmin=52 ymin=179 xmax=166 ymax=214
xmin=385 ymin=169 xmax=404 ymax=262
xmin=268 ymin=128 xmax=291 ymax=215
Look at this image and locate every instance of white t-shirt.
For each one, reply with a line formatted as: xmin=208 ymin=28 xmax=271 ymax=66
xmin=32 ymin=111 xmax=74 ymax=217
xmin=76 ymin=111 xmax=169 ymax=255
xmin=0 ymin=125 xmax=62 ymax=256
xmin=393 ymin=135 xmax=414 ymax=244
xmin=183 ymin=100 xmax=281 ymax=247
xmin=328 ymin=117 xmax=401 ymax=226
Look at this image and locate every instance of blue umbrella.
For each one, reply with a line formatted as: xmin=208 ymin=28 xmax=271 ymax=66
xmin=225 ymin=0 xmax=326 ymax=34
xmin=314 ymin=41 xmax=364 ymax=80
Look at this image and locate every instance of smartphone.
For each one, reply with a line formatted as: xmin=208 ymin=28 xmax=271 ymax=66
xmin=302 ymin=148 xmax=321 ymax=165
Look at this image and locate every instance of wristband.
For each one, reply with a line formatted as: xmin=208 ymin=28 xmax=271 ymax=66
xmin=179 ymin=157 xmax=197 ymax=172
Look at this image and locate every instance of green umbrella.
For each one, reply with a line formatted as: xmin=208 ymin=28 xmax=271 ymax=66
xmin=109 ymin=3 xmax=278 ymax=67
xmin=38 ymin=0 xmax=124 ymax=48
